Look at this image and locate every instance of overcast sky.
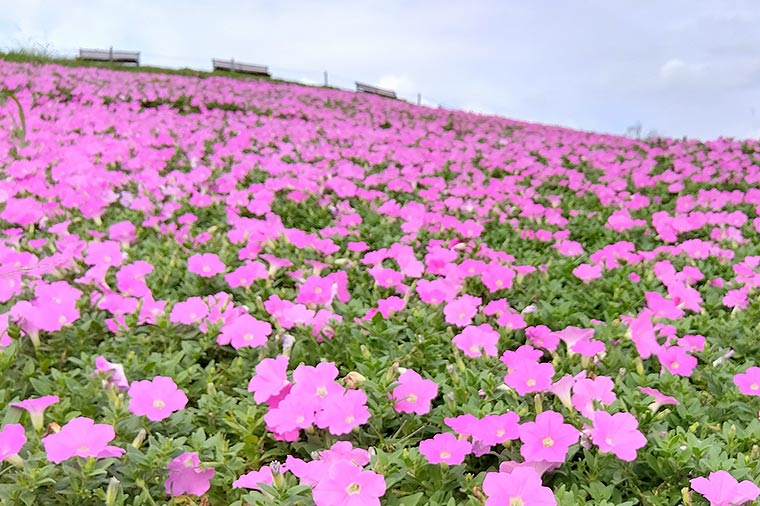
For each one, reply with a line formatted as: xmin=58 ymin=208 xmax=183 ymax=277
xmin=2 ymin=1 xmax=759 ymax=140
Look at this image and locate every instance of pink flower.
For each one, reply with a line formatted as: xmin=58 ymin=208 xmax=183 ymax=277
xmin=482 ymin=467 xmax=557 ymax=506
xmin=312 ymin=461 xmax=386 ymax=506
xmin=248 ymin=355 xmax=291 ymax=404
xmin=128 ymin=376 xmax=188 ymax=421
xmin=481 ymin=264 xmax=516 ymax=292
xmin=233 ymin=465 xmax=273 ymax=491
xmin=504 ymin=361 xmax=555 ymax=396
xmin=92 ymin=356 xmax=129 ymax=390
xmin=10 ymin=395 xmax=59 ymax=432
xmin=264 ymin=394 xmax=320 ymax=435
xmin=645 ymin=291 xmax=684 ymax=320
xmin=573 ymin=263 xmax=602 ymax=282
xmin=639 ymin=387 xmax=679 ymax=412
xmin=187 ymin=253 xmax=226 ymax=277
xmin=418 ymin=433 xmax=472 ymax=465
xmin=656 ymin=346 xmax=697 ymax=377
xmin=571 ymin=376 xmax=616 ymax=419
xmin=296 ymin=275 xmax=337 ymax=305
xmin=320 ymin=441 xmax=371 ymax=467
xmin=291 ymin=362 xmax=343 ymax=400
xmin=0 ymin=424 xmax=26 ymax=463
xmin=443 ymin=295 xmax=481 ymax=326
xmin=42 ymin=417 xmax=124 ymax=463
xmin=169 ymin=297 xmax=209 ymax=325
xmin=225 ymin=261 xmax=268 ymax=288
xmin=518 ymin=411 xmax=578 ymax=463
xmin=315 ymin=389 xmax=371 ymax=435
xmin=216 ymin=314 xmax=272 ymax=349
xmin=453 ymin=324 xmax=500 ymax=358
xmin=391 ymin=370 xmax=438 ymax=415
xmin=734 ymin=366 xmax=760 ymax=396
xmin=115 ymin=261 xmax=153 ymax=297
xmin=470 ymin=413 xmax=521 ymax=445
xmin=690 ymin=470 xmax=760 ymax=506
xmin=84 ymin=241 xmax=123 ymax=267
xmin=590 ymin=411 xmax=646 ymax=461
xmin=165 ymin=452 xmax=215 ymax=497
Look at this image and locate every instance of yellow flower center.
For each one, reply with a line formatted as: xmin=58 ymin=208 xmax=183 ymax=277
xmin=406 ymin=394 xmax=418 ymax=403
xmin=510 ymin=497 xmax=524 ymax=506
xmin=440 ymin=451 xmax=451 ymax=459
xmin=751 ymin=384 xmax=759 ymax=391
xmin=542 ymin=437 xmax=554 ymax=447
xmin=346 ymin=483 xmax=361 ymax=495
xmin=314 ymin=287 xmax=322 ymax=294
xmin=153 ymin=400 xmax=165 ymax=409
xmin=526 ymin=379 xmax=536 ymax=387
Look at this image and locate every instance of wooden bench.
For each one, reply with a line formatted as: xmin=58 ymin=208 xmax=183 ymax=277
xmin=79 ymin=48 xmax=140 ymax=65
xmin=212 ymin=58 xmax=270 ymax=77
xmin=355 ymin=82 xmax=397 ymax=99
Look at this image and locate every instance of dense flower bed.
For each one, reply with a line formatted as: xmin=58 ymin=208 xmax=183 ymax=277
xmin=1 ymin=59 xmax=760 ymax=505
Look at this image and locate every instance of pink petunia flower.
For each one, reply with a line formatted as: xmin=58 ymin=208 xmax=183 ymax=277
xmin=590 ymin=411 xmax=647 ymax=461
xmin=11 ymin=395 xmax=59 ymax=432
xmin=418 ymin=432 xmax=472 ymax=465
xmin=391 ymin=370 xmax=439 ymax=415
xmin=443 ymin=295 xmax=482 ymax=326
xmin=573 ymin=263 xmax=602 ymax=282
xmin=690 ymin=470 xmax=760 ymax=506
xmin=470 ymin=413 xmax=521 ymax=446
xmin=225 ymin=261 xmax=268 ymax=288
xmin=92 ymin=356 xmax=129 ymax=390
xmin=734 ymin=366 xmax=760 ymax=396
xmin=656 ymin=346 xmax=697 ymax=377
xmin=504 ymin=361 xmax=555 ymax=397
xmin=233 ymin=465 xmax=273 ymax=491
xmin=452 ymin=324 xmax=500 ymax=358
xmin=312 ymin=461 xmax=386 ymax=506
xmin=314 ymin=389 xmax=371 ymax=435
xmin=169 ymin=297 xmax=209 ymax=325
xmin=165 ymin=452 xmax=215 ymax=497
xmin=0 ymin=424 xmax=26 ymax=465
xmin=42 ymin=417 xmax=124 ymax=463
xmin=128 ymin=376 xmax=188 ymax=421
xmin=639 ymin=387 xmax=679 ymax=412
xmin=482 ymin=466 xmax=557 ymax=506
xmin=216 ymin=314 xmax=272 ymax=349
xmin=248 ymin=355 xmax=291 ymax=404
xmin=518 ymin=411 xmax=579 ymax=463
xmin=187 ymin=253 xmax=226 ymax=277
xmin=571 ymin=376 xmax=616 ymax=420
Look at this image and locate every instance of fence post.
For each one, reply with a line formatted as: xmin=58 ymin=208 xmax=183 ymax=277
xmin=324 ymin=71 xmax=328 ymax=87
xmin=417 ymin=93 xmax=421 ymax=106
xmin=109 ymin=46 xmax=113 ymax=62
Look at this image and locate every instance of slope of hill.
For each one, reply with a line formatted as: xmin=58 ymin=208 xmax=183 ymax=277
xmin=1 ymin=59 xmax=760 ymax=505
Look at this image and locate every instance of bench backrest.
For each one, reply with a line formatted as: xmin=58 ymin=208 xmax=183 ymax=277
xmin=212 ymin=58 xmax=270 ymax=76
xmin=355 ymin=81 xmax=397 ymax=99
xmin=79 ymin=48 xmax=140 ymax=64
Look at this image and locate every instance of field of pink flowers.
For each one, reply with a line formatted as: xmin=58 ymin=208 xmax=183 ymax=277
xmin=1 ymin=59 xmax=760 ymax=506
